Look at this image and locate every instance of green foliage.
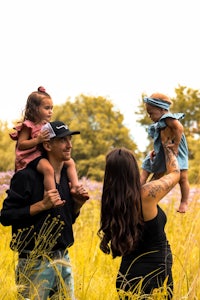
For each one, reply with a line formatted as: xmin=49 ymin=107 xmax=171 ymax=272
xmin=53 ymin=94 xmax=138 ymax=181
xmin=135 ymin=92 xmax=152 ymax=129
xmin=0 ymin=121 xmax=15 ymax=171
xmin=172 ymin=86 xmax=200 ymax=138
xmin=187 ymin=136 xmax=200 ymax=184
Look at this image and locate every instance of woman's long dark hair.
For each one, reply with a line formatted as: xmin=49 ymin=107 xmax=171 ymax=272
xmin=98 ymin=147 xmax=144 ymax=258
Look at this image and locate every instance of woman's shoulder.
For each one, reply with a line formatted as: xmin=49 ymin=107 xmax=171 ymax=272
xmin=141 ymin=182 xmax=168 ymax=221
xmin=144 ymin=205 xmax=164 ymax=223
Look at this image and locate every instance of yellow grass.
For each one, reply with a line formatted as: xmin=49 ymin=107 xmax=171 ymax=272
xmin=0 ymin=182 xmax=200 ymax=299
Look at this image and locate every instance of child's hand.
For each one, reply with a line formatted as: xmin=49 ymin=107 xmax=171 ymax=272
xmin=37 ymin=129 xmax=50 ymax=143
xmin=149 ymin=150 xmax=155 ymax=161
xmin=71 ymin=184 xmax=90 ymax=203
xmin=42 ymin=189 xmax=65 ymax=210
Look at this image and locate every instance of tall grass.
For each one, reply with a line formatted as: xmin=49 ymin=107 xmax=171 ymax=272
xmin=0 ymin=174 xmax=200 ymax=299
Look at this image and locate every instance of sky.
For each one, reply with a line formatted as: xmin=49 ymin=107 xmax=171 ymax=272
xmin=1 ymin=0 xmax=200 ymax=151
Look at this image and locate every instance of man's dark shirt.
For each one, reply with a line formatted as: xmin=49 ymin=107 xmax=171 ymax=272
xmin=0 ymin=165 xmax=78 ymax=253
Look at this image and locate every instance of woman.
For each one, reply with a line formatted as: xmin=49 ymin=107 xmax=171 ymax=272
xmin=98 ymin=129 xmax=180 ymax=298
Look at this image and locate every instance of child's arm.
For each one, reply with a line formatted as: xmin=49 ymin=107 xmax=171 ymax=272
xmin=65 ymin=158 xmax=79 ymax=187
xmin=17 ymin=127 xmax=50 ymax=150
xmin=165 ymin=118 xmax=184 ymax=155
xmin=65 ymin=158 xmax=90 ymax=201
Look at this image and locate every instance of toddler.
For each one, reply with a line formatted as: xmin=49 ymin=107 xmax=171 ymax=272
xmin=140 ymin=92 xmax=190 ymax=213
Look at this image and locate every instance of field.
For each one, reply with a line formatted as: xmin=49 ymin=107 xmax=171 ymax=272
xmin=0 ymin=172 xmax=200 ymax=299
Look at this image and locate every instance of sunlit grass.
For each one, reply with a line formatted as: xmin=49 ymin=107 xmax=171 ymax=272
xmin=0 ymin=173 xmax=200 ymax=299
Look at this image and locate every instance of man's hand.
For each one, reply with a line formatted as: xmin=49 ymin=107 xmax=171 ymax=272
xmin=30 ymin=189 xmax=65 ymax=216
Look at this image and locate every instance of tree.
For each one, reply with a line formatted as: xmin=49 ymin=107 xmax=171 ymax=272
xmin=0 ymin=121 xmax=15 ymax=171
xmin=53 ymin=94 xmax=139 ymax=181
xmin=135 ymin=93 xmax=153 ymax=154
xmin=172 ymin=85 xmax=200 ymax=137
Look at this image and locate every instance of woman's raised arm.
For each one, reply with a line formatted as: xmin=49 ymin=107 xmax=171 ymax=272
xmin=141 ymin=127 xmax=180 ymax=219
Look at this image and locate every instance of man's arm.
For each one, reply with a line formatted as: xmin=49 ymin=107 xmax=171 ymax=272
xmin=1 ymin=171 xmax=64 ymax=226
xmin=30 ymin=189 xmax=65 ymax=216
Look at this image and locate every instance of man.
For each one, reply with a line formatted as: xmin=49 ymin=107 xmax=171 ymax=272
xmin=0 ymin=121 xmax=89 ymax=299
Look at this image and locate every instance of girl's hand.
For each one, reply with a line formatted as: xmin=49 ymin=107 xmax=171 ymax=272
xmin=42 ymin=189 xmax=65 ymax=210
xmin=37 ymin=129 xmax=50 ymax=143
xmin=71 ymin=184 xmax=90 ymax=204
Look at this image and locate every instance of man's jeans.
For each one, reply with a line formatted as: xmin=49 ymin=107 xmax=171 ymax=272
xmin=16 ymin=251 xmax=75 ymax=299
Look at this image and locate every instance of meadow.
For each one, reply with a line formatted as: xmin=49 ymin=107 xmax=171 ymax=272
xmin=0 ymin=172 xmax=200 ymax=299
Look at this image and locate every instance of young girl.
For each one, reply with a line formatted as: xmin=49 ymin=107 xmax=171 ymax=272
xmin=10 ymin=86 xmax=87 ymax=199
xmin=140 ymin=92 xmax=190 ymax=213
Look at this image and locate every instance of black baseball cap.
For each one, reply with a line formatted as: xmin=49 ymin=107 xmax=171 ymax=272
xmin=42 ymin=121 xmax=80 ymax=139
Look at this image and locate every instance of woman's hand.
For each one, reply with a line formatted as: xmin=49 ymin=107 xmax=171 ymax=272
xmin=150 ymin=150 xmax=156 ymax=161
xmin=161 ymin=127 xmax=178 ymax=156
xmin=160 ymin=127 xmax=173 ymax=146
